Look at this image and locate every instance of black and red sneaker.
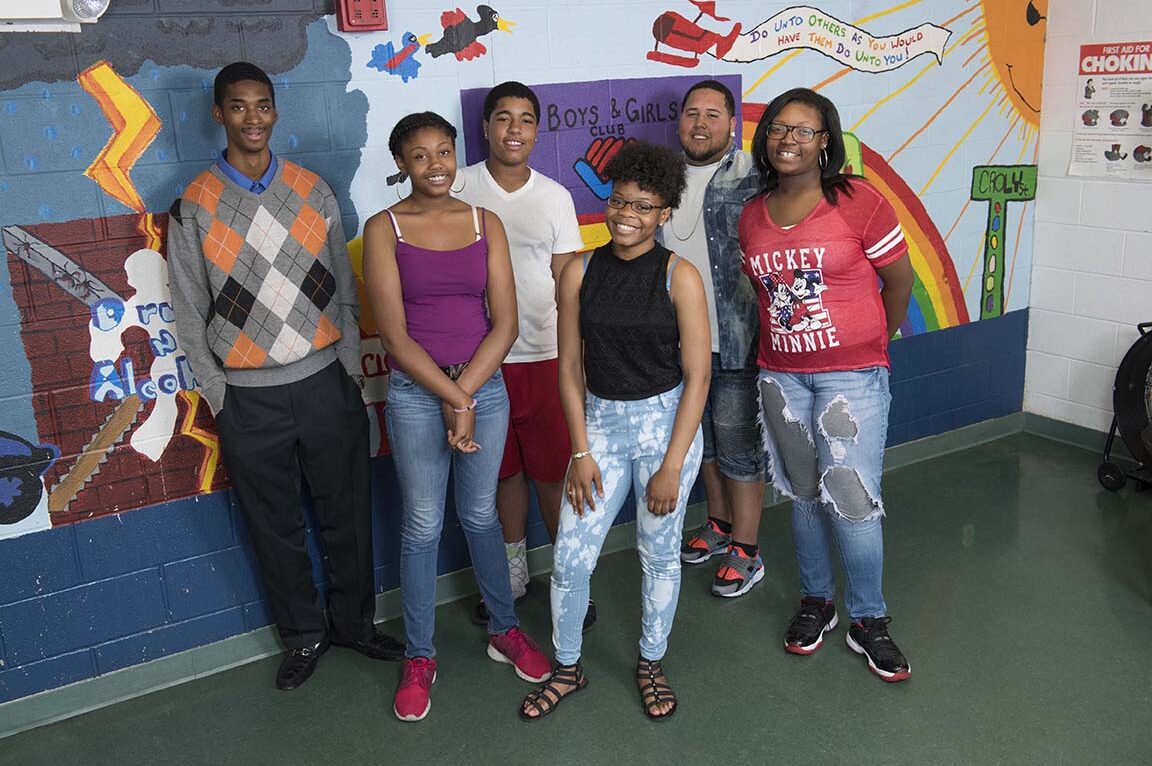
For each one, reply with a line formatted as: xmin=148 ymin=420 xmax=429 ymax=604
xmin=784 ymin=596 xmax=838 ymax=655
xmin=846 ymin=616 xmax=911 ymax=682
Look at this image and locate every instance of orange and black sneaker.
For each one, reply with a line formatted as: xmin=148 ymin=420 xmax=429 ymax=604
xmin=681 ymin=518 xmax=731 ymax=565
xmin=710 ymin=544 xmax=765 ymax=598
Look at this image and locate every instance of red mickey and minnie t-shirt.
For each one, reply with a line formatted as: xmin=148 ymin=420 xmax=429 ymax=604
xmin=739 ymin=179 xmax=908 ymax=373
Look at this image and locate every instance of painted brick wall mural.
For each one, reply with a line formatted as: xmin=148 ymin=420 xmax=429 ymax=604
xmin=0 ymin=0 xmax=1042 ymax=704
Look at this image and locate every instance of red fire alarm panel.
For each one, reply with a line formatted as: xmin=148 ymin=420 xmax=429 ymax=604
xmin=336 ymin=0 xmax=388 ymax=32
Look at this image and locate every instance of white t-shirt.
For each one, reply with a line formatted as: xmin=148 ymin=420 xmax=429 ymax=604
xmin=662 ymin=161 xmax=721 ymax=353
xmin=455 ymin=162 xmax=584 ymax=362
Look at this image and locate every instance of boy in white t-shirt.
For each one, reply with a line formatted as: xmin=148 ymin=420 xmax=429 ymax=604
xmin=454 ymin=82 xmax=592 ymax=627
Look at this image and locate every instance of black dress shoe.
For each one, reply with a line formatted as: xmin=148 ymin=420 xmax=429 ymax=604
xmin=275 ymin=640 xmax=327 ymax=691
xmin=331 ymin=629 xmax=405 ymax=661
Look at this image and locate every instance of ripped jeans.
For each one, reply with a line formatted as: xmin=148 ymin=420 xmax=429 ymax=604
xmin=757 ymin=367 xmax=890 ymax=620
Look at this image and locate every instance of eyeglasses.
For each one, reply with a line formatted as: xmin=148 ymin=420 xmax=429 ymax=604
xmin=765 ymin=123 xmax=828 ymax=143
xmin=606 ymin=195 xmax=664 ymax=214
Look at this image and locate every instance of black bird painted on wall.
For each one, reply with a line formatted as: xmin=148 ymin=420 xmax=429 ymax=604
xmin=426 ymin=5 xmax=515 ymax=61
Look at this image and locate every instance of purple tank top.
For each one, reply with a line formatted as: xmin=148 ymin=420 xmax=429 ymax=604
xmin=386 ymin=206 xmax=491 ymax=371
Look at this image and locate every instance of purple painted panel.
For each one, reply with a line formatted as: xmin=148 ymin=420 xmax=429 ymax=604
xmin=460 ymin=75 xmax=742 ymax=217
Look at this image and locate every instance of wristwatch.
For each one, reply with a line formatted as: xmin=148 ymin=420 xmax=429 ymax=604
xmin=572 ymin=450 xmax=592 ymax=459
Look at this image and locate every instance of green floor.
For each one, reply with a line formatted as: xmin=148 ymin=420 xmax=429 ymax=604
xmin=4 ymin=433 xmax=1152 ymax=765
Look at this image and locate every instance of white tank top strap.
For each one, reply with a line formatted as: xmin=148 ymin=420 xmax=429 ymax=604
xmin=385 ymin=209 xmax=404 ymax=242
xmin=471 ymin=206 xmax=481 ymax=241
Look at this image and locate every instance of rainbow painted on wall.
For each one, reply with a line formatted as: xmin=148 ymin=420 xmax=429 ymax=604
xmin=742 ymin=105 xmax=969 ymax=336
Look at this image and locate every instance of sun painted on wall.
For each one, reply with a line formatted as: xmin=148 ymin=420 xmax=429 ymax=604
xmin=641 ymin=0 xmax=1045 ymax=329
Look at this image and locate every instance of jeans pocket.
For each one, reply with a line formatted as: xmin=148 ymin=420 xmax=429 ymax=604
xmin=656 ymin=387 xmax=683 ymax=411
xmin=389 ymin=369 xmax=416 ymax=391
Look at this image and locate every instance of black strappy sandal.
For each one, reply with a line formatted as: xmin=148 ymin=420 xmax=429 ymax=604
xmin=519 ymin=663 xmax=588 ymax=722
xmin=636 ymin=657 xmax=677 ymax=721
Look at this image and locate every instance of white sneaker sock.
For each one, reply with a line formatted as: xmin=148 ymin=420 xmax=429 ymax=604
xmin=506 ymin=538 xmax=528 ymax=599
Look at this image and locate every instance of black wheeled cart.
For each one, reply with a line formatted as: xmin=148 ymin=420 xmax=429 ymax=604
xmin=1099 ymin=321 xmax=1152 ymax=491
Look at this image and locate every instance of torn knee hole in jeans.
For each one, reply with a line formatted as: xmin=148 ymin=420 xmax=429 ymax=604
xmin=820 ymin=466 xmax=882 ymax=522
xmin=818 ymin=395 xmax=858 ymax=461
xmin=759 ymin=379 xmax=814 ymax=449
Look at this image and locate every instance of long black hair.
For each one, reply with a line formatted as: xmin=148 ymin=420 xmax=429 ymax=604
xmin=750 ymin=87 xmax=854 ymax=204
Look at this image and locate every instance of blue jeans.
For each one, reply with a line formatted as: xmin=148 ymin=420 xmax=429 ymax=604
xmin=701 ymin=353 xmax=765 ymax=482
xmin=551 ymin=385 xmax=703 ymax=665
xmin=757 ymin=367 xmax=890 ymax=620
xmin=386 ymin=369 xmax=517 ymax=658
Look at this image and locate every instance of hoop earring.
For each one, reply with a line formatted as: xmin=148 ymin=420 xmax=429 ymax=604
xmin=387 ymin=171 xmax=409 ymax=203
xmin=819 ymin=149 xmax=828 ymax=170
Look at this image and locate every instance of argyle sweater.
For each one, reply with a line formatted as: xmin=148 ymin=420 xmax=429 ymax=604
xmin=167 ymin=160 xmax=361 ymax=415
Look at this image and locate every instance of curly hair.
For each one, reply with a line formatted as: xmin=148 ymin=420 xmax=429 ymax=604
xmin=602 ymin=140 xmax=687 ymax=209
xmin=388 ymin=111 xmax=458 ymax=156
xmin=750 ymin=87 xmax=854 ymax=204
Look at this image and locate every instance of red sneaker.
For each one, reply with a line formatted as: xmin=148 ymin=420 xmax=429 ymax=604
xmin=487 ymin=627 xmax=551 ymax=682
xmin=393 ymin=656 xmax=436 ymax=722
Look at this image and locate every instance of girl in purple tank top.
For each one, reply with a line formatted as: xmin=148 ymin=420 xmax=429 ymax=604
xmin=363 ymin=112 xmax=549 ymax=723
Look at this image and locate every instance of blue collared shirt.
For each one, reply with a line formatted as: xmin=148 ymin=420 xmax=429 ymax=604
xmin=216 ymin=150 xmax=278 ymax=194
xmin=659 ymin=147 xmax=761 ymax=370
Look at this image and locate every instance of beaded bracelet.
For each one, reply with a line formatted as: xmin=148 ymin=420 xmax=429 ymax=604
xmin=452 ymin=399 xmax=478 ymax=414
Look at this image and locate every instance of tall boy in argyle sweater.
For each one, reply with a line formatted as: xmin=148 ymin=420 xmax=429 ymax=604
xmin=167 ymin=62 xmax=403 ymax=691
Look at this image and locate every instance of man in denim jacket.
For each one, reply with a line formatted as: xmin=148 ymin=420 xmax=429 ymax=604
xmin=661 ymin=80 xmax=766 ymax=598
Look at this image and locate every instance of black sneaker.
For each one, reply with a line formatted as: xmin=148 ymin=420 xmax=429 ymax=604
xmin=784 ymin=596 xmax=838 ymax=655
xmin=846 ymin=616 xmax=911 ymax=682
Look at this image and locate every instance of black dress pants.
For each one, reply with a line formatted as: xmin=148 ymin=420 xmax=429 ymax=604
xmin=216 ymin=361 xmax=376 ymax=649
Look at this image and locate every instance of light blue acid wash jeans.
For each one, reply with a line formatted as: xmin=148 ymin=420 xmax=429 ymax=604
xmin=757 ymin=366 xmax=891 ymax=620
xmin=551 ymin=384 xmax=704 ymax=666
xmin=386 ymin=368 xmax=517 ymax=658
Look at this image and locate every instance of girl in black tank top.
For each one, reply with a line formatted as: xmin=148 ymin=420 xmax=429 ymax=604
xmin=520 ymin=141 xmax=712 ymax=723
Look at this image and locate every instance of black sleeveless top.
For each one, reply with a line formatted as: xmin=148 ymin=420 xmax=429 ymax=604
xmin=579 ymin=242 xmax=682 ymax=400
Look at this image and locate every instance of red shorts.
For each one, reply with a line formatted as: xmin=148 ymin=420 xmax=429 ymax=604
xmin=499 ymin=358 xmax=572 ymax=482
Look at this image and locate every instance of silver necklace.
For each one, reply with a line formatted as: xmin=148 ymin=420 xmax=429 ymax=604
xmin=669 ymin=197 xmax=704 ymax=241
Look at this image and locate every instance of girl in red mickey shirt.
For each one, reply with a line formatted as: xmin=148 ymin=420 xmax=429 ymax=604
xmin=740 ymin=88 xmax=915 ymax=682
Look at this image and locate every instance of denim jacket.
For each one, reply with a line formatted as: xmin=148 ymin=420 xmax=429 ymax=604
xmin=660 ymin=147 xmax=761 ymax=370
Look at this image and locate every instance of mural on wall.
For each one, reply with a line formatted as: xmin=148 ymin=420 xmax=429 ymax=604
xmin=721 ymin=0 xmax=1046 ymax=334
xmin=649 ymin=3 xmax=951 ymax=72
xmin=0 ymin=431 xmax=57 ymax=536
xmin=426 ymin=6 xmax=515 ymax=61
xmin=459 ymin=74 xmax=742 ymax=253
xmin=0 ymin=1 xmax=1045 ymax=542
xmin=970 ymin=165 xmax=1038 ymax=319
xmin=368 ymin=32 xmax=432 ymax=82
xmin=1 ymin=16 xmax=368 ymax=538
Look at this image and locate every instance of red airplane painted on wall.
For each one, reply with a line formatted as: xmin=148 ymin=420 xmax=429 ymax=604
xmin=647 ymin=0 xmax=741 ymax=68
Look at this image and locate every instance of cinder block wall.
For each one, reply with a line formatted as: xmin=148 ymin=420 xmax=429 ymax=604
xmin=1027 ymin=0 xmax=1152 ymax=430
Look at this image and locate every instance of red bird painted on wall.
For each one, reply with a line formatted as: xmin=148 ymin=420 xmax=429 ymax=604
xmin=426 ymin=5 xmax=515 ymax=62
xmin=647 ymin=0 xmax=742 ymax=68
